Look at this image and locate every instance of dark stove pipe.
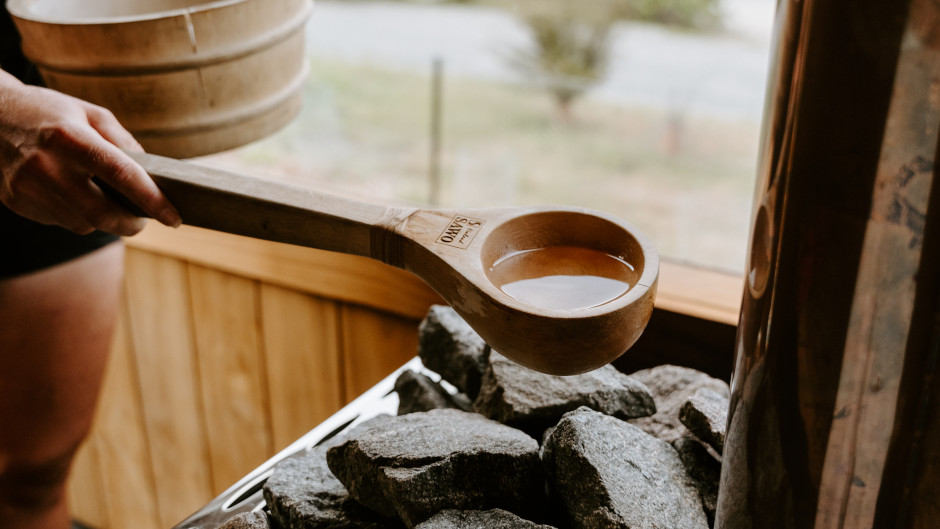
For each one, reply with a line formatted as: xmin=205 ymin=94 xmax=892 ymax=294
xmin=715 ymin=0 xmax=940 ymax=527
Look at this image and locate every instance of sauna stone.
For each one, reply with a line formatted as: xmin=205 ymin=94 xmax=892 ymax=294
xmin=628 ymin=365 xmax=730 ymax=444
xmin=673 ymin=435 xmax=721 ymax=528
xmin=217 ymin=512 xmax=271 ymax=529
xmin=264 ymin=417 xmax=402 ymax=529
xmin=394 ymin=369 xmax=472 ymax=415
xmin=417 ymin=305 xmax=489 ymax=399
xmin=679 ymin=387 xmax=729 ymax=453
xmin=414 ymin=509 xmax=558 ymax=529
xmin=327 ymin=409 xmax=544 ymax=528
xmin=543 ymin=407 xmax=709 ymax=529
xmin=264 ymin=445 xmax=402 ymax=529
xmin=473 ymin=350 xmax=656 ymax=435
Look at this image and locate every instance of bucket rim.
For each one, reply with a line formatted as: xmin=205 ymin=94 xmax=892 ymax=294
xmin=6 ymin=0 xmax=279 ymax=25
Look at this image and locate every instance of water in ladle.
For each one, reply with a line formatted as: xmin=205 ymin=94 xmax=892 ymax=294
xmin=488 ymin=246 xmax=639 ymax=311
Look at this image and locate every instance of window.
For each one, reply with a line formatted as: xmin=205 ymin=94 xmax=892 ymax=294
xmin=202 ymin=0 xmax=774 ymax=276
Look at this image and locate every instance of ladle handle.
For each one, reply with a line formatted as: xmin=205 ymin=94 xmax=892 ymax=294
xmin=126 ymin=152 xmax=415 ymax=261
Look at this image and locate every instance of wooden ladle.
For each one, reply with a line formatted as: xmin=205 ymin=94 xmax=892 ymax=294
xmin=129 ymin=152 xmax=658 ymax=375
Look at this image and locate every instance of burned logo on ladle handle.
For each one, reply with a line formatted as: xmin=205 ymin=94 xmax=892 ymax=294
xmin=435 ymin=215 xmax=486 ymax=249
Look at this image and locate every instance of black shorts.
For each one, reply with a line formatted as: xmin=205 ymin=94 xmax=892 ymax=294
xmin=0 ymin=202 xmax=121 ymax=279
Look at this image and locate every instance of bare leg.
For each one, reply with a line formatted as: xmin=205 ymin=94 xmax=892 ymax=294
xmin=0 ymin=242 xmax=124 ymax=529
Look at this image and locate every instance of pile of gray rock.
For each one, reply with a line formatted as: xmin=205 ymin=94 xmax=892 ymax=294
xmin=222 ymin=305 xmax=729 ymax=529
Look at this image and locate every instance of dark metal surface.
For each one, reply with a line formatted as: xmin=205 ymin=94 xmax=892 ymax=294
xmin=715 ymin=0 xmax=939 ymax=526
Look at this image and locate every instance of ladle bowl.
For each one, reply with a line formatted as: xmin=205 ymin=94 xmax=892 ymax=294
xmin=130 ymin=153 xmax=658 ymax=375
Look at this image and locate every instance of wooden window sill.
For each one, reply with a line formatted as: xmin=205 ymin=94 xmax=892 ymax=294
xmin=655 ymin=260 xmax=743 ymax=327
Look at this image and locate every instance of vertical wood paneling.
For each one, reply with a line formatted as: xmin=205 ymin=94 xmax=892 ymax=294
xmin=93 ymin=306 xmax=160 ymax=529
xmin=340 ymin=305 xmax=420 ymax=402
xmin=73 ymin=242 xmax=436 ymax=529
xmin=187 ymin=265 xmax=272 ymax=494
xmin=123 ymin=249 xmax=213 ymax=527
xmin=68 ymin=436 xmax=107 ymax=528
xmin=261 ymin=285 xmax=345 ymax=450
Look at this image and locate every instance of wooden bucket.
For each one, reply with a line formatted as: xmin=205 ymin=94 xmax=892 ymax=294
xmin=8 ymin=0 xmax=313 ymax=158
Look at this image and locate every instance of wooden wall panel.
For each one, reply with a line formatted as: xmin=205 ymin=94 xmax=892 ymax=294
xmin=260 ymin=285 xmax=345 ymax=451
xmin=340 ymin=305 xmax=421 ymax=402
xmin=123 ymin=249 xmax=213 ymax=527
xmin=68 ymin=434 xmax=106 ymax=528
xmin=129 ymin=224 xmax=444 ymax=320
xmin=92 ymin=307 xmax=160 ymax=529
xmin=69 ymin=235 xmax=440 ymax=529
xmin=187 ymin=265 xmax=272 ymax=494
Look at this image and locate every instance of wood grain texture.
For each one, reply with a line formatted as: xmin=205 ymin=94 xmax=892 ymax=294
xmin=260 ymin=285 xmax=345 ymax=450
xmin=655 ymin=260 xmax=742 ymax=326
xmin=187 ymin=265 xmax=273 ymax=494
xmin=128 ymin=223 xmax=443 ymax=321
xmin=93 ymin=306 xmax=160 ymax=529
xmin=123 ymin=249 xmax=214 ymax=527
xmin=65 ymin=229 xmax=448 ymax=528
xmin=67 ymin=434 xmax=106 ymax=528
xmin=340 ymin=305 xmax=420 ymax=402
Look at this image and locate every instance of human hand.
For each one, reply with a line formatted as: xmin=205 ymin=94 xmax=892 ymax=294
xmin=0 ymin=70 xmax=181 ymax=236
